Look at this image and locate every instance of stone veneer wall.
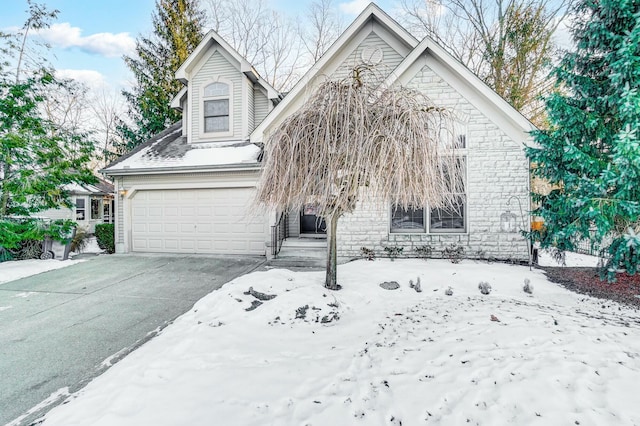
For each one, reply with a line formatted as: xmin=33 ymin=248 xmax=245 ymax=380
xmin=336 ymin=63 xmax=531 ymax=262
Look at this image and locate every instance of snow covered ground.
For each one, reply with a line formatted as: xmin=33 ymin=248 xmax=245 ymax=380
xmin=38 ymin=258 xmax=640 ymax=426
xmin=537 ymin=249 xmax=602 ymax=268
xmin=0 ymin=259 xmax=85 ymax=285
xmin=0 ymin=236 xmax=104 ymax=285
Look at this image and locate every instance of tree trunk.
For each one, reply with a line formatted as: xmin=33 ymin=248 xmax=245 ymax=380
xmin=325 ymin=213 xmax=340 ymax=290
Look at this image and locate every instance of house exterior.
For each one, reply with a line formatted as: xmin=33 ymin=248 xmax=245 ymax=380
xmin=40 ymin=180 xmax=114 ymax=233
xmin=104 ymin=3 xmax=534 ymax=262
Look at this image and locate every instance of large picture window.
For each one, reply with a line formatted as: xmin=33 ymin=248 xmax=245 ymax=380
xmin=390 ymin=152 xmax=467 ymax=234
xmin=203 ymin=81 xmax=230 ymax=133
xmin=391 ymin=200 xmax=466 ymax=233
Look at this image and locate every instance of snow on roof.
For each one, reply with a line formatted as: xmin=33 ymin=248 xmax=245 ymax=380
xmin=104 ymin=124 xmax=262 ymax=174
xmin=62 ymin=182 xmax=112 ymax=195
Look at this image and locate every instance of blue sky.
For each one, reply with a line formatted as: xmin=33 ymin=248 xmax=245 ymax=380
xmin=0 ymin=0 xmax=392 ymax=90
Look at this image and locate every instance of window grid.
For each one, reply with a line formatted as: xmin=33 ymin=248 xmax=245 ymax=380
xmin=203 ymin=81 xmax=230 ymax=134
xmin=390 ymin=150 xmax=467 ymax=234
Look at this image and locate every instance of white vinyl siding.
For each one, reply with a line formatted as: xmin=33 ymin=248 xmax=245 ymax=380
xmin=254 ymin=87 xmax=270 ymax=126
xmin=191 ymin=50 xmax=242 ymax=141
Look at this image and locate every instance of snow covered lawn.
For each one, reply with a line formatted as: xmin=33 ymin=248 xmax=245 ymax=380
xmin=40 ymin=259 xmax=640 ymax=426
xmin=0 ymin=259 xmax=85 ymax=285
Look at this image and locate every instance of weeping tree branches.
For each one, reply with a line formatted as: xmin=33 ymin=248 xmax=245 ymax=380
xmin=256 ymin=69 xmax=463 ymax=289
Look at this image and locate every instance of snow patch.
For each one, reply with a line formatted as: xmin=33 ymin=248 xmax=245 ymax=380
xmin=0 ymin=259 xmax=85 ymax=285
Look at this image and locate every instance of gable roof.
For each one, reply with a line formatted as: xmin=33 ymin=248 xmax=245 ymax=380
xmin=64 ymin=179 xmax=113 ymax=196
xmin=383 ymin=35 xmax=536 ymax=137
xmin=251 ymin=3 xmax=418 ymax=142
xmin=175 ymin=29 xmax=281 ymax=101
xmin=251 ymin=2 xmax=536 ymax=143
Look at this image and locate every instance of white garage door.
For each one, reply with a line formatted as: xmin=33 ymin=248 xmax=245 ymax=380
xmin=130 ymin=188 xmax=265 ymax=255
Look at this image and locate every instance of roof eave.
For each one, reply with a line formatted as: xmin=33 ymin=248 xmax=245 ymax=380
xmin=103 ymin=162 xmax=262 ymax=176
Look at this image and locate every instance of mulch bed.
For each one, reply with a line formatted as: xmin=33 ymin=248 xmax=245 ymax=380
xmin=542 ymin=266 xmax=640 ymax=309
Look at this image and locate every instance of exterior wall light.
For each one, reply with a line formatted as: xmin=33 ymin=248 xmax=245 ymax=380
xmin=500 ymin=210 xmax=518 ymax=233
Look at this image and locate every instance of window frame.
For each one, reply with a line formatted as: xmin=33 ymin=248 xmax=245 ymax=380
xmin=75 ymin=197 xmax=86 ymax=221
xmin=90 ymin=197 xmax=102 ymax=220
xmin=390 ymin=140 xmax=468 ymax=234
xmin=390 ymin=199 xmax=467 ymax=234
xmin=201 ymin=77 xmax=233 ymax=138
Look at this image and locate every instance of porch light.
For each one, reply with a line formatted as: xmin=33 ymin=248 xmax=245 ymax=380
xmin=119 ymin=189 xmax=127 ymax=197
xmin=500 ymin=210 xmax=518 ymax=233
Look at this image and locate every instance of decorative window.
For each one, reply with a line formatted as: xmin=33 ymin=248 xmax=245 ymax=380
xmin=391 ymin=205 xmax=425 ymax=232
xmin=390 ymin=154 xmax=467 ymax=234
xmin=90 ymin=198 xmax=102 ymax=220
xmin=203 ymin=81 xmax=230 ymax=133
xmin=75 ymin=198 xmax=86 ymax=221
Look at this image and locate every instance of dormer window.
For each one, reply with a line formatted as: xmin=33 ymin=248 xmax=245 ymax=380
xmin=203 ymin=81 xmax=230 ymax=133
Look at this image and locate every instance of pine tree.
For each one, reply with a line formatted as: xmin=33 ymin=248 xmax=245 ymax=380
xmin=116 ymin=0 xmax=205 ymax=155
xmin=526 ymin=0 xmax=640 ymax=277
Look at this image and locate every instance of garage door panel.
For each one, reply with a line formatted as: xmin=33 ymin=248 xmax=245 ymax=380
xmin=131 ymin=188 xmax=265 ymax=255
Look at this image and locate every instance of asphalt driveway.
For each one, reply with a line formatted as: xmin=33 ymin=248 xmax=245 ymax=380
xmin=0 ymin=254 xmax=264 ymax=426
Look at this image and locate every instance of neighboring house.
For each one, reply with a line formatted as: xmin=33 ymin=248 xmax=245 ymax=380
xmin=40 ymin=180 xmax=115 ymax=234
xmin=103 ymin=3 xmax=534 ymax=262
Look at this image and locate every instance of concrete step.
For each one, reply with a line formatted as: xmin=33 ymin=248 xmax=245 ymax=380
xmin=267 ymin=256 xmax=326 ymax=268
xmin=277 ymin=246 xmax=326 ymax=259
xmin=281 ymin=238 xmax=327 ymax=249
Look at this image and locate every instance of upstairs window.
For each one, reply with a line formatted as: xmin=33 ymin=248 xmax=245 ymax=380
xmin=203 ymin=81 xmax=230 ymax=133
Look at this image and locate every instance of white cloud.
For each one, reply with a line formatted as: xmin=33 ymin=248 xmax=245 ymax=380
xmin=56 ymin=69 xmax=107 ymax=89
xmin=36 ymin=23 xmax=136 ymax=58
xmin=338 ymin=0 xmax=370 ymax=15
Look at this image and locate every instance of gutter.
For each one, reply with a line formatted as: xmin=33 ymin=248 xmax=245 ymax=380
xmin=102 ymin=162 xmax=263 ymax=177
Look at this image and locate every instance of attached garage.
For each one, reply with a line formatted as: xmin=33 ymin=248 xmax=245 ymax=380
xmin=129 ymin=187 xmax=265 ymax=255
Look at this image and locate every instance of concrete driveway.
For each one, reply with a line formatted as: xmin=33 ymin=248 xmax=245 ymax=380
xmin=0 ymin=254 xmax=264 ymax=426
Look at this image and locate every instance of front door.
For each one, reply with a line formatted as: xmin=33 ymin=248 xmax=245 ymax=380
xmin=300 ymin=204 xmax=326 ymax=235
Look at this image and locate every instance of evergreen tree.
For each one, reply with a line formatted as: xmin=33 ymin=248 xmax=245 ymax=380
xmin=1 ymin=2 xmax=96 ymax=217
xmin=526 ymin=0 xmax=640 ymax=277
xmin=1 ymin=2 xmax=97 ymax=253
xmin=116 ymin=0 xmax=205 ymax=155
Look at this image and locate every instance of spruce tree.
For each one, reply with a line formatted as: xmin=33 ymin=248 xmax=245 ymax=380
xmin=527 ymin=0 xmax=640 ymax=277
xmin=116 ymin=0 xmax=205 ymax=154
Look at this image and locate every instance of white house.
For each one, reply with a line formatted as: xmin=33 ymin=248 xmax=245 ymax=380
xmin=40 ymin=180 xmax=114 ymax=234
xmin=104 ymin=3 xmax=534 ymax=262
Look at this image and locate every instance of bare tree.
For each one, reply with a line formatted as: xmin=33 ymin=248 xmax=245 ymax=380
xmin=256 ymin=68 xmax=463 ymax=290
xmin=399 ymin=0 xmax=567 ymax=126
xmin=301 ymin=0 xmax=344 ymax=63
xmin=41 ymin=78 xmax=88 ymax=135
xmin=90 ymin=88 xmax=126 ymax=168
xmin=203 ymin=0 xmax=305 ymax=90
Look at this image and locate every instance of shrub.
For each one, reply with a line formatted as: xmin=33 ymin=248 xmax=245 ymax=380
xmin=443 ymin=243 xmax=465 ymax=263
xmin=360 ymin=247 xmax=375 ymax=261
xmin=0 ymin=218 xmax=73 ymax=261
xmin=414 ymin=245 xmax=433 ymax=260
xmin=95 ymin=223 xmax=115 ymax=254
xmin=383 ymin=246 xmax=403 ymax=261
xmin=70 ymin=227 xmax=90 ymax=253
